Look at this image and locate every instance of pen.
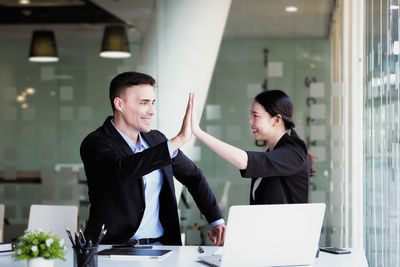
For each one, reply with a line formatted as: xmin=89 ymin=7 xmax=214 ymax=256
xmin=79 ymin=229 xmax=87 ymax=245
xmin=97 ymin=229 xmax=107 ymax=244
xmin=96 ymin=224 xmax=107 ymax=246
xmin=65 ymin=227 xmax=76 ymax=247
xmin=95 ymin=224 xmax=105 ymax=245
xmin=75 ymin=232 xmax=83 ymax=252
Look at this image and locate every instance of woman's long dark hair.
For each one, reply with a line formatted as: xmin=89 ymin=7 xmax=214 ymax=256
xmin=254 ymin=90 xmax=316 ymax=176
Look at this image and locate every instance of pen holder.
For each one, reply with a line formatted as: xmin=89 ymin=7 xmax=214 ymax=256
xmin=73 ymin=246 xmax=98 ymax=267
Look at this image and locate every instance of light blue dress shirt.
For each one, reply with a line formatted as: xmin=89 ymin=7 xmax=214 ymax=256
xmin=111 ymin=120 xmax=224 ymax=239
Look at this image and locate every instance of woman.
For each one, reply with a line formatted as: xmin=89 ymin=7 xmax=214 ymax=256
xmin=190 ymin=90 xmax=314 ymax=205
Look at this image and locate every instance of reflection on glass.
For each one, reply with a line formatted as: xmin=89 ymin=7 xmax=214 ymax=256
xmin=365 ymin=0 xmax=400 ymax=266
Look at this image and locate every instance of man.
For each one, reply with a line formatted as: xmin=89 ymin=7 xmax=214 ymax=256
xmin=81 ymin=72 xmax=225 ymax=245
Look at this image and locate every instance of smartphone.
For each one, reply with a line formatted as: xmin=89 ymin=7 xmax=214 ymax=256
xmin=320 ymin=247 xmax=351 ymax=254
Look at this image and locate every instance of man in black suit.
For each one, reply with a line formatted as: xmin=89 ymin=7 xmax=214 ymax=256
xmin=80 ymin=72 xmax=225 ymax=245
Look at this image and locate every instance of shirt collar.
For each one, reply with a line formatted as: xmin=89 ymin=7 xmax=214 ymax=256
xmin=111 ymin=119 xmax=148 ymax=152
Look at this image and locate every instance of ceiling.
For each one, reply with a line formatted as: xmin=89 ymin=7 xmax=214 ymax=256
xmin=224 ymin=0 xmax=334 ymax=38
xmin=0 ymin=0 xmax=123 ymax=24
xmin=0 ymin=0 xmax=334 ymax=40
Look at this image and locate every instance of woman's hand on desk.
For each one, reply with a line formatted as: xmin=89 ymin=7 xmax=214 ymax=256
xmin=208 ymin=223 xmax=226 ymax=246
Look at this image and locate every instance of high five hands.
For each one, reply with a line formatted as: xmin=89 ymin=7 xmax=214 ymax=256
xmin=189 ymin=93 xmax=202 ymax=136
xmin=171 ymin=93 xmax=194 ymax=151
xmin=172 ymin=92 xmax=202 ymax=150
xmin=173 ymin=92 xmax=226 ymax=246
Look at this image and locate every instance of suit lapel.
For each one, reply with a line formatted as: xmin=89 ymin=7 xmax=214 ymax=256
xmin=141 ymin=131 xmax=175 ymax=195
xmin=104 ymin=117 xmax=147 ymax=200
xmin=140 ymin=131 xmax=158 ymax=147
xmin=103 ymin=116 xmax=133 ymax=156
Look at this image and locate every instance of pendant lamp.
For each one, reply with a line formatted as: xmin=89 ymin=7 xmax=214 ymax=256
xmin=28 ymin=30 xmax=59 ymax=62
xmin=100 ymin=25 xmax=131 ymax=58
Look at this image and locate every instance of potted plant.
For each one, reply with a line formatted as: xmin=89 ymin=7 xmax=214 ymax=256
xmin=13 ymin=229 xmax=67 ymax=267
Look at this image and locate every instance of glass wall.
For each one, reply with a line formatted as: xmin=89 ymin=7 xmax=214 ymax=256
xmin=365 ymin=0 xmax=400 ymax=266
xmin=0 ymin=35 xmax=141 ymax=240
xmin=189 ymin=38 xmax=332 ymax=246
xmin=0 ymin=0 xmax=334 ymax=246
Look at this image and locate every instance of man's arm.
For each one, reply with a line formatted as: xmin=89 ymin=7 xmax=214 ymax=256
xmin=80 ymin=135 xmax=172 ymax=184
xmin=171 ymin=149 xmax=225 ymax=245
xmin=81 ymin=93 xmax=193 ymax=185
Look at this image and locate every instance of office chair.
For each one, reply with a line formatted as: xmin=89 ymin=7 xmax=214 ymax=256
xmin=0 ymin=204 xmax=4 ymax=242
xmin=28 ymin=205 xmax=78 ymax=243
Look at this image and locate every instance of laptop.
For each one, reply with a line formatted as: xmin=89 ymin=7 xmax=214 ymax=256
xmin=199 ymin=203 xmax=326 ymax=267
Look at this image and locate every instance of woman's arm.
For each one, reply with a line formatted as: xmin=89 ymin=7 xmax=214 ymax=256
xmin=190 ymin=93 xmax=248 ymax=170
xmin=195 ymin=128 xmax=248 ymax=169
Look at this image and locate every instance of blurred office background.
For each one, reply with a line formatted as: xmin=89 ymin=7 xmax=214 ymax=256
xmin=0 ymin=1 xmax=398 ymax=266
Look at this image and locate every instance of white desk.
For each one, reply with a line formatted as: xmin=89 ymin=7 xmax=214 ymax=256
xmin=0 ymin=246 xmax=368 ymax=267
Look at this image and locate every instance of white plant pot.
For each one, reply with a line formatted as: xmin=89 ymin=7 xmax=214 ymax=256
xmin=27 ymin=257 xmax=54 ymax=267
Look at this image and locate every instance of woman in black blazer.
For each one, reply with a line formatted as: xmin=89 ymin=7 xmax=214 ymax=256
xmin=189 ymin=90 xmax=314 ymax=204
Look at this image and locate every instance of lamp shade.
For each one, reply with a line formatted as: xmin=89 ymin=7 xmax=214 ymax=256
xmin=28 ymin=30 xmax=59 ymax=62
xmin=100 ymin=25 xmax=131 ymax=58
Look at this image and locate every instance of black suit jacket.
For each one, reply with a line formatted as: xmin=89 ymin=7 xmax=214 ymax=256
xmin=240 ymin=133 xmax=310 ymax=204
xmin=80 ymin=116 xmax=223 ymax=245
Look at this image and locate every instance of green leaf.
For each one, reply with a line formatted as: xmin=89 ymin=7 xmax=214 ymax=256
xmin=12 ymin=230 xmax=66 ymax=261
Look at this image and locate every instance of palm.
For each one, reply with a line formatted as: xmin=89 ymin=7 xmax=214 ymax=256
xmin=190 ymin=94 xmax=201 ymax=135
xmin=180 ymin=94 xmax=192 ymax=140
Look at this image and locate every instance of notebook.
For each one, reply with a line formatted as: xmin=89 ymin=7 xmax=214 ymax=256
xmin=0 ymin=242 xmax=15 ymax=256
xmin=199 ymin=203 xmax=326 ymax=267
xmin=98 ymin=248 xmax=172 ymax=259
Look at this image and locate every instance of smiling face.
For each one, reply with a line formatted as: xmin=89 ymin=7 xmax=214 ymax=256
xmin=114 ymin=84 xmax=156 ymax=137
xmin=248 ymin=100 xmax=276 ymax=141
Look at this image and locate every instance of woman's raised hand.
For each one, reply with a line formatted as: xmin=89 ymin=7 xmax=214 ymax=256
xmin=190 ymin=93 xmax=202 ymax=136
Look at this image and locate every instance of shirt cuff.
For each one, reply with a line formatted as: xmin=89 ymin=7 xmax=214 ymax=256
xmin=167 ymin=139 xmax=178 ymax=158
xmin=210 ymin=219 xmax=225 ymax=227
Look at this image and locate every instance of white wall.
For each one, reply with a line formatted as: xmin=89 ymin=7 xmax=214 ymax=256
xmin=137 ymin=0 xmax=231 ymax=199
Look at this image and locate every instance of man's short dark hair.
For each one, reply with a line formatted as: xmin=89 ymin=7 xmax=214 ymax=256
xmin=109 ymin=72 xmax=155 ymax=112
